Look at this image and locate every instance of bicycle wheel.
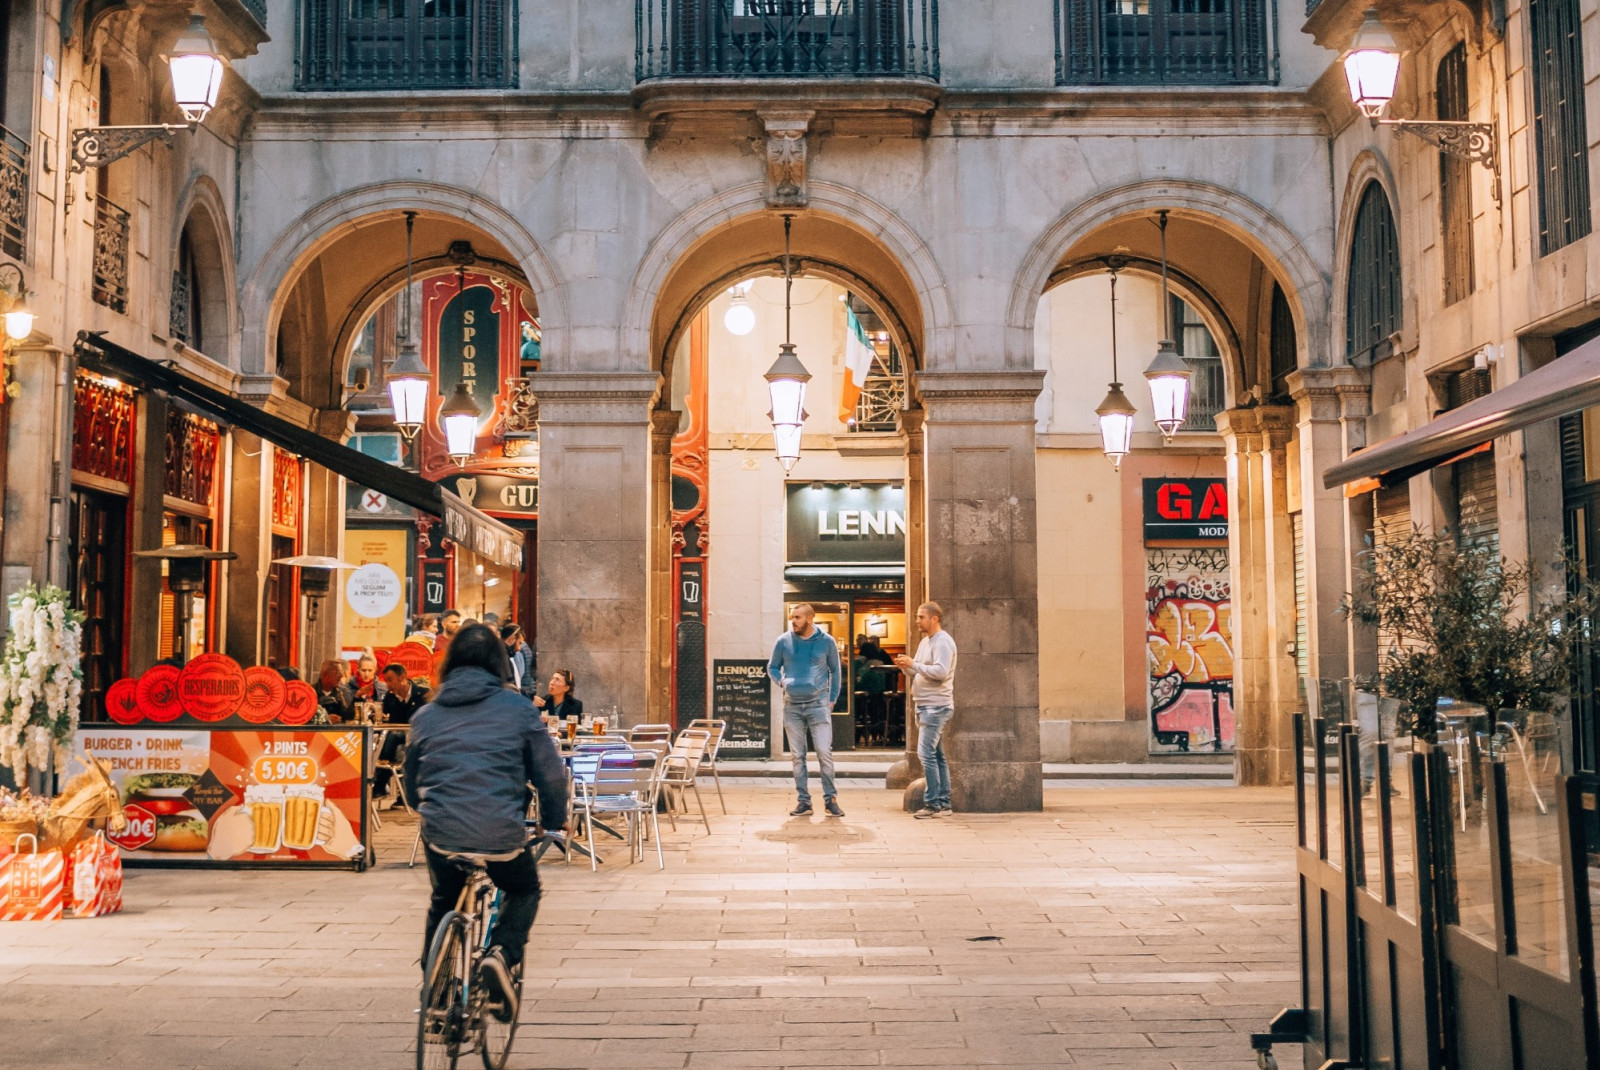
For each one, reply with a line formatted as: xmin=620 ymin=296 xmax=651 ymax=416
xmin=480 ymin=973 xmax=520 ymax=1070
xmin=418 ymin=912 xmax=470 ymax=1070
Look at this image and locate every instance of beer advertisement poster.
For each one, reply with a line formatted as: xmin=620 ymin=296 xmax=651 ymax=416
xmin=69 ymin=728 xmax=368 ymax=866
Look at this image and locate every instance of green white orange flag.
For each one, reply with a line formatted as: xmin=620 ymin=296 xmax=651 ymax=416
xmin=840 ymin=306 xmax=874 ymax=423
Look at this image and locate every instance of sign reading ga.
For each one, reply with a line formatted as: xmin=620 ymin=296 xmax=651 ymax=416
xmin=1142 ymin=478 xmax=1229 ymax=544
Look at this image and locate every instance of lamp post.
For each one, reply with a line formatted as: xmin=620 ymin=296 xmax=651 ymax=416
xmin=71 ymin=12 xmax=226 ymax=172
xmin=385 ymin=211 xmax=429 ymax=439
xmin=1143 ymin=210 xmax=1191 ymax=441
xmin=765 ymin=215 xmax=810 ymax=472
xmin=1095 ymin=262 xmax=1136 ymax=470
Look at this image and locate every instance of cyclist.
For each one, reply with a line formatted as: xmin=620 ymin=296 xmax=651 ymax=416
xmin=403 ymin=622 xmax=568 ymax=1018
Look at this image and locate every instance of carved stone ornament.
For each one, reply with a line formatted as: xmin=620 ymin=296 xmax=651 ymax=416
xmin=761 ymin=112 xmax=814 ymax=210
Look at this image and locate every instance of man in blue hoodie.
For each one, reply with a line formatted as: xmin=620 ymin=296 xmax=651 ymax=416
xmin=768 ymin=603 xmax=844 ymax=817
xmin=404 ymin=623 xmax=568 ymax=1019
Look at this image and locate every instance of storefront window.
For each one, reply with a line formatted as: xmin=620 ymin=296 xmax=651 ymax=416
xmin=454 ymin=548 xmax=517 ymax=627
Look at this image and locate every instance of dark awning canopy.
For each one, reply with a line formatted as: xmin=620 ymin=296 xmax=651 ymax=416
xmin=1322 ymin=334 xmax=1600 ymax=490
xmin=74 ymin=332 xmax=526 ymax=571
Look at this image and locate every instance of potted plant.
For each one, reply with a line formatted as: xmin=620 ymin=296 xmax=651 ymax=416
xmin=0 ymin=584 xmax=85 ymax=787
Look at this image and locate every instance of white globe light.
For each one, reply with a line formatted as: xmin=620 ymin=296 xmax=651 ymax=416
xmin=167 ymin=16 xmax=225 ymax=124
xmin=4 ymin=306 xmax=33 ymax=341
xmin=724 ymin=297 xmax=756 ymax=336
xmin=1342 ymin=10 xmax=1401 ymax=119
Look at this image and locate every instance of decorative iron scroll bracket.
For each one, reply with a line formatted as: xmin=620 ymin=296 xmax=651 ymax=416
xmin=1382 ymin=119 xmax=1501 ymax=202
xmin=70 ymin=125 xmax=185 ymax=173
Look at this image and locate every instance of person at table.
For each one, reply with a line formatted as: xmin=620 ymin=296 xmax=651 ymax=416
xmin=407 ymin=614 xmax=440 ymax=651
xmin=312 ymin=659 xmax=354 ymax=724
xmin=351 ymin=651 xmax=386 ymax=704
xmin=373 ymin=663 xmax=431 ymax=800
xmin=532 ymin=669 xmax=582 ymax=723
xmin=501 ymin=624 xmax=538 ymax=699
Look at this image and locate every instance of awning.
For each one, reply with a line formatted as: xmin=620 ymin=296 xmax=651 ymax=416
xmin=784 ymin=566 xmax=906 ymax=580
xmin=1322 ymin=333 xmax=1600 ymax=490
xmin=74 ymin=332 xmax=526 ymax=571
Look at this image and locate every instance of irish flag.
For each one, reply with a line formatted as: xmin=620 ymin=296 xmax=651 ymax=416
xmin=840 ymin=306 xmax=875 ymax=423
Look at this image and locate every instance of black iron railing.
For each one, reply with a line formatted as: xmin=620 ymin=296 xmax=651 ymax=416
xmin=0 ymin=124 xmax=28 ymax=261
xmin=93 ymin=197 xmax=130 ymax=315
xmin=170 ymin=269 xmax=193 ymax=345
xmin=296 ymin=0 xmax=516 ymax=90
xmin=637 ymin=0 xmax=939 ymax=80
xmin=1181 ymin=356 xmax=1224 ymax=431
xmin=1056 ymin=0 xmax=1275 ymax=86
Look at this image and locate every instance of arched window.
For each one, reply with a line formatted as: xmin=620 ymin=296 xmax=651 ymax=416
xmin=171 ymin=228 xmax=203 ymax=352
xmin=1345 ymin=182 xmax=1401 ymax=365
xmin=1437 ymin=42 xmax=1474 ymax=305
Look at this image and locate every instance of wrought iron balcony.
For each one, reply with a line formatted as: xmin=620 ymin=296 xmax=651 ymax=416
xmin=296 ymin=0 xmax=516 ymax=90
xmin=93 ymin=197 xmax=130 ymax=315
xmin=1180 ymin=355 xmax=1224 ymax=432
xmin=1056 ymin=0 xmax=1276 ymax=86
xmin=849 ymin=373 xmax=904 ymax=432
xmin=170 ymin=269 xmax=193 ymax=345
xmin=0 ymin=125 xmax=28 ymax=261
xmin=637 ymin=0 xmax=939 ymax=81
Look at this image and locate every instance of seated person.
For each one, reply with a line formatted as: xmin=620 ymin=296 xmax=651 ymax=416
xmin=351 ymin=652 xmax=387 ymax=704
xmin=312 ymin=659 xmax=354 ymax=724
xmin=531 ymin=669 xmax=582 ymax=724
xmin=373 ymin=664 xmax=430 ymax=799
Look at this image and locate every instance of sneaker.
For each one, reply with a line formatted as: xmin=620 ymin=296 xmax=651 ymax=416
xmin=790 ymin=802 xmax=813 ymax=816
xmin=824 ymin=798 xmax=845 ymax=818
xmin=476 ymin=947 xmax=518 ymax=1023
xmin=912 ymin=807 xmax=938 ymax=819
xmin=930 ymin=807 xmax=953 ymax=818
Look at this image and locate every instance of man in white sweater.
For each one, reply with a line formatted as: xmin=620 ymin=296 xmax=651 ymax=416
xmin=894 ymin=601 xmax=958 ymax=818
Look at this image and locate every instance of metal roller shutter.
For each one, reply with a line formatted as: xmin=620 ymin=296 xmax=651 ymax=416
xmin=1373 ymin=484 xmax=1411 ymax=659
xmin=1455 ymin=450 xmax=1499 ymax=553
xmin=1291 ymin=512 xmax=1309 ymax=682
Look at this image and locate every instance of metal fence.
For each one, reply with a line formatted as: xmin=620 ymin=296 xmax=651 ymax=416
xmin=1056 ymin=0 xmax=1275 ymax=86
xmin=296 ymin=0 xmax=517 ymax=90
xmin=93 ymin=197 xmax=130 ymax=315
xmin=637 ymin=0 xmax=939 ymax=80
xmin=0 ymin=124 xmax=29 ymax=261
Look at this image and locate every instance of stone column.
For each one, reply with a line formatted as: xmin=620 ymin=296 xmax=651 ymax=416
xmin=886 ymin=407 xmax=925 ymax=790
xmin=299 ymin=460 xmax=345 ymax=670
xmin=223 ymin=430 xmax=270 ymax=668
xmin=535 ymin=371 xmax=661 ymax=727
xmin=1337 ymin=385 xmax=1377 ymax=682
xmin=1216 ymin=405 xmax=1298 ymax=786
xmin=648 ymin=407 xmax=677 ymax=726
xmin=915 ymin=371 xmax=1044 ymax=813
xmin=1 ymin=345 xmax=67 ymax=603
xmin=126 ymin=394 xmax=171 ymax=673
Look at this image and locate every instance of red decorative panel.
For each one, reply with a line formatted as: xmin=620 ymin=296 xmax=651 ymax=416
xmin=163 ymin=410 xmax=220 ymax=507
xmin=72 ymin=374 xmax=136 ymax=485
xmin=271 ymin=450 xmax=302 ymax=533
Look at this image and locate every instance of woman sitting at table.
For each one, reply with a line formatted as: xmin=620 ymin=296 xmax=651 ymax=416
xmin=532 ymin=669 xmax=582 ymax=723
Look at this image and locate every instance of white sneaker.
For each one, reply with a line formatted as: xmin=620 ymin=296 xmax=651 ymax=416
xmin=930 ymin=807 xmax=953 ymax=818
xmin=913 ymin=807 xmax=938 ymax=819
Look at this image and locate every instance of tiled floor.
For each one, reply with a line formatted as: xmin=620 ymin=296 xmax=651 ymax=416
xmin=1 ymin=784 xmax=1299 ymax=1069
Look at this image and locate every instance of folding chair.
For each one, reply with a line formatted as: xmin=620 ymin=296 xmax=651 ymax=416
xmin=659 ymin=729 xmax=713 ymax=835
xmin=581 ymin=750 xmax=665 ymax=869
xmin=630 ymin=723 xmax=673 ymax=745
xmin=685 ymin=718 xmax=728 ymax=814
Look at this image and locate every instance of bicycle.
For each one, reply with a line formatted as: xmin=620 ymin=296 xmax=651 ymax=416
xmin=416 ymin=843 xmax=533 ymax=1070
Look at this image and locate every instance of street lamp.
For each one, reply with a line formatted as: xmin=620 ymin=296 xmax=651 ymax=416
xmin=70 ymin=11 xmax=226 ymax=172
xmin=1342 ymin=9 xmax=1499 ymax=189
xmin=1143 ymin=211 xmax=1191 ymax=441
xmin=1095 ymin=262 xmax=1136 ymax=470
xmin=0 ymin=262 xmax=34 ymax=342
xmin=765 ymin=216 xmax=810 ymax=473
xmin=385 ymin=211 xmax=429 ymax=439
xmin=724 ymin=282 xmax=756 ymax=336
xmin=439 ymin=382 xmax=484 ymax=466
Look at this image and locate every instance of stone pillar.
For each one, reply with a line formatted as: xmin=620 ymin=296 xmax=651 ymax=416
xmin=126 ymin=394 xmax=171 ymax=673
xmin=224 ymin=430 xmax=270 ymax=668
xmin=648 ymin=407 xmax=677 ymax=726
xmin=1 ymin=345 xmax=67 ymax=603
xmin=1216 ymin=405 xmax=1297 ymax=786
xmin=535 ymin=372 xmax=660 ymax=727
xmin=1336 ymin=386 xmax=1377 ymax=682
xmin=886 ymin=407 xmax=925 ymax=790
xmin=915 ymin=371 xmax=1044 ymax=813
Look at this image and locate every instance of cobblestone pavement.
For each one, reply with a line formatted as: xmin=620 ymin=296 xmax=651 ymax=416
xmin=1 ymin=784 xmax=1300 ymax=1070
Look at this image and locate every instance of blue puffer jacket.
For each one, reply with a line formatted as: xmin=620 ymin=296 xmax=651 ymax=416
xmin=402 ymin=667 xmax=568 ymax=854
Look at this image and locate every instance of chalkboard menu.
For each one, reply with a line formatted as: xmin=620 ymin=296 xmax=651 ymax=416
xmin=713 ymin=659 xmax=772 ymax=758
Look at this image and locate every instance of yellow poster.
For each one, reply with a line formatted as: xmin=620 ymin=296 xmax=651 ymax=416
xmin=339 ymin=528 xmax=409 ymax=650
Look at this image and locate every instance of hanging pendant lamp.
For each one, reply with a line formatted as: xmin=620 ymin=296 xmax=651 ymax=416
xmin=385 ymin=211 xmax=429 ymax=439
xmin=1144 ymin=210 xmax=1192 ymax=442
xmin=1096 ymin=263 xmax=1136 ymax=470
xmin=764 ymin=215 xmax=810 ymax=473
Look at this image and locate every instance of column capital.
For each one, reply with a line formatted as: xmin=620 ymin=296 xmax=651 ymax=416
xmin=915 ymin=369 xmax=1044 ymax=423
xmin=534 ymin=371 xmax=662 ymax=425
xmin=1215 ymin=404 xmax=1294 ymax=452
xmin=1288 ymin=365 xmax=1368 ymax=425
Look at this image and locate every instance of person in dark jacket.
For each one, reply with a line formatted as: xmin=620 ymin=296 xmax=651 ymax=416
xmin=532 ymin=669 xmax=582 ymax=723
xmin=403 ymin=623 xmax=568 ymax=1015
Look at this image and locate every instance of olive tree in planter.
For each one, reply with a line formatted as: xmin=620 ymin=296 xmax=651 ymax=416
xmin=1343 ymin=530 xmax=1595 ymax=739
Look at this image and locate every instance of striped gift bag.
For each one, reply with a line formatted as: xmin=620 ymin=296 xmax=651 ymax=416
xmin=0 ymin=834 xmax=65 ymax=921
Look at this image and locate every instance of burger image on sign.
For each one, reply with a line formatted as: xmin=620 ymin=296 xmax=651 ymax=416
xmin=118 ymin=772 xmax=209 ymax=852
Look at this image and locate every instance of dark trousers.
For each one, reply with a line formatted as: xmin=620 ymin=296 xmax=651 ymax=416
xmin=422 ymin=844 xmax=542 ymax=969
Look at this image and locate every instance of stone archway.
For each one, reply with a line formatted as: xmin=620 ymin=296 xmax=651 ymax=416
xmin=171 ymin=175 xmax=239 ymax=369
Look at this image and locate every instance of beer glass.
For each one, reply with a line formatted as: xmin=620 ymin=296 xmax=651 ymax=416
xmin=246 ymin=784 xmax=285 ymax=854
xmin=282 ymin=785 xmax=326 ymax=851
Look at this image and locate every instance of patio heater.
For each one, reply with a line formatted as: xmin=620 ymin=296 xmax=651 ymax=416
xmin=132 ymin=544 xmax=237 ymax=665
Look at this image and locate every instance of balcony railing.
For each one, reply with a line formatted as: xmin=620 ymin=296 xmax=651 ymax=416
xmin=241 ymin=0 xmax=269 ymax=28
xmin=1056 ymin=0 xmax=1275 ymax=86
xmin=637 ymin=0 xmax=939 ymax=81
xmin=296 ymin=0 xmax=517 ymax=90
xmin=93 ymin=197 xmax=130 ymax=315
xmin=0 ymin=125 xmax=28 ymax=260
xmin=1181 ymin=355 xmax=1224 ymax=432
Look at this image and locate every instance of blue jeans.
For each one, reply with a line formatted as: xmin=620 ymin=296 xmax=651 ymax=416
xmin=784 ymin=701 xmax=836 ymax=806
xmin=917 ymin=705 xmax=953 ymax=810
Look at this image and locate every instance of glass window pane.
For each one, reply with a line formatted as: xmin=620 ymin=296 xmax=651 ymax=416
xmin=1500 ymin=711 xmax=1570 ymax=977
xmin=1439 ymin=714 xmax=1497 ymax=946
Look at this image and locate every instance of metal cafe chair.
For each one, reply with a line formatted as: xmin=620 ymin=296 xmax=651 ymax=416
xmin=629 ymin=723 xmax=673 ymax=745
xmin=660 ymin=729 xmax=714 ymax=835
xmin=685 ymin=718 xmax=728 ymax=814
xmin=578 ymin=750 xmax=666 ymax=869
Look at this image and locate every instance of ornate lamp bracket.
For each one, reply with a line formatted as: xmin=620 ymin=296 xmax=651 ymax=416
xmin=70 ymin=124 xmax=185 ymax=173
xmin=1382 ymin=119 xmax=1501 ymax=201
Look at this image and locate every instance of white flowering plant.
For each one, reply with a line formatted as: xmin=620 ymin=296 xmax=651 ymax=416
xmin=0 ymin=584 xmax=85 ymax=782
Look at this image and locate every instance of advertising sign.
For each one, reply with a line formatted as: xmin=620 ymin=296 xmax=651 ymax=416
xmin=438 ymin=472 xmax=540 ymax=517
xmin=421 ymin=561 xmax=448 ymax=614
xmin=786 ymin=481 xmax=906 ymax=566
xmin=436 ymin=284 xmax=500 ymax=431
xmin=70 ymin=727 xmax=368 ymax=867
xmin=712 ymin=659 xmax=773 ymax=758
xmin=1142 ymin=478 xmax=1229 ymax=544
xmin=340 ymin=528 xmax=410 ymax=649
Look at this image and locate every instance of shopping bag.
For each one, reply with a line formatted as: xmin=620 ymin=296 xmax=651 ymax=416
xmin=0 ymin=834 xmax=65 ymax=921
xmin=68 ymin=832 xmax=123 ymax=918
